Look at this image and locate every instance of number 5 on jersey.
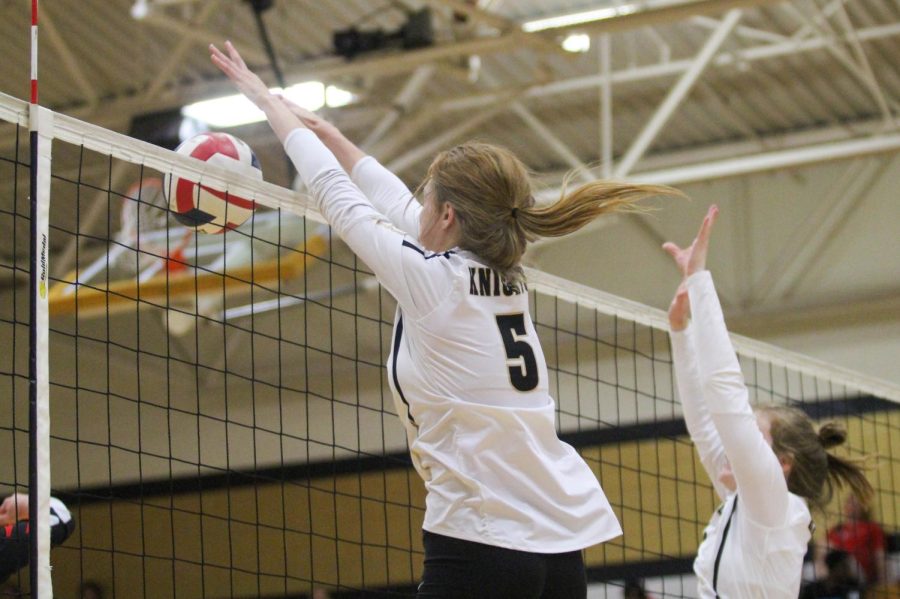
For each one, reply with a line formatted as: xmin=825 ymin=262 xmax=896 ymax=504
xmin=495 ymin=313 xmax=539 ymax=392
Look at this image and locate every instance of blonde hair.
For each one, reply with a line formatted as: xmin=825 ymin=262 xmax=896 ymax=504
xmin=425 ymin=142 xmax=683 ymax=281
xmin=758 ymin=406 xmax=873 ymax=510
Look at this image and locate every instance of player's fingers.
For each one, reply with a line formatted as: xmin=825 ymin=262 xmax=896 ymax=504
xmin=225 ymin=40 xmax=247 ymax=69
xmin=209 ymin=44 xmax=230 ymax=64
xmin=695 ymin=204 xmax=718 ymax=249
xmin=210 ymin=54 xmax=233 ymax=79
xmin=209 ymin=48 xmax=234 ymax=74
xmin=222 ymin=41 xmax=238 ymax=66
xmin=661 ymin=242 xmax=682 ymax=259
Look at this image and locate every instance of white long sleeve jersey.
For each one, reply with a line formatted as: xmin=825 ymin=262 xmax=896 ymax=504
xmin=670 ymin=271 xmax=811 ymax=598
xmin=285 ymin=129 xmax=621 ymax=553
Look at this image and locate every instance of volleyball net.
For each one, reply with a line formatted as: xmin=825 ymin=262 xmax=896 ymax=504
xmin=1 ymin=91 xmax=898 ymax=598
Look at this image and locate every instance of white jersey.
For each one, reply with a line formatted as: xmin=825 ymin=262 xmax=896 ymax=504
xmin=285 ymin=129 xmax=621 ymax=553
xmin=671 ymin=271 xmax=811 ymax=598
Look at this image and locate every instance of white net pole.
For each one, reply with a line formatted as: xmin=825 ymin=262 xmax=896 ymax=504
xmin=29 ymin=104 xmax=54 ymax=597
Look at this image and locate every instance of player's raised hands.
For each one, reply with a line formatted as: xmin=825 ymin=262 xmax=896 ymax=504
xmin=210 ymin=41 xmax=308 ymax=143
xmin=662 ymin=204 xmax=718 ymax=279
xmin=210 ymin=41 xmax=272 ymax=107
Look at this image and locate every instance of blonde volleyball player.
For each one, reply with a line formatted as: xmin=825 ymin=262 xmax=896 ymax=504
xmin=210 ymin=41 xmax=681 ymax=598
xmin=664 ymin=206 xmax=873 ymax=598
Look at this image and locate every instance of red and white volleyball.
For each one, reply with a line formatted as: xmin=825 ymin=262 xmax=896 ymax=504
xmin=164 ymin=132 xmax=262 ymax=234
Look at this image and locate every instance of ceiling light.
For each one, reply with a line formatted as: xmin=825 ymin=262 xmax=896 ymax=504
xmin=130 ymin=0 xmax=149 ymax=19
xmin=182 ymin=93 xmax=268 ymax=128
xmin=283 ymin=82 xmax=325 ymax=112
xmin=325 ymin=85 xmax=355 ymax=108
xmin=521 ymin=5 xmax=637 ymax=33
xmin=561 ymin=33 xmax=591 ymax=53
xmin=183 ymin=82 xmax=355 ymax=128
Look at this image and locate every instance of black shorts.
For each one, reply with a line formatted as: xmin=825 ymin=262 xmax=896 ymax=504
xmin=416 ymin=530 xmax=587 ymax=599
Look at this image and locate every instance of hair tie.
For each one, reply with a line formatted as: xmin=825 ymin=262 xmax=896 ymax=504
xmin=510 ymin=207 xmax=518 ymax=219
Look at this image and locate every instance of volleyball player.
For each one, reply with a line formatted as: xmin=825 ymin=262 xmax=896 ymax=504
xmin=664 ymin=205 xmax=873 ymax=598
xmin=210 ymin=41 xmax=680 ymax=597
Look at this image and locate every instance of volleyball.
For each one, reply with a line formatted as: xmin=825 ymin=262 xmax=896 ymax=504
xmin=164 ymin=132 xmax=262 ymax=234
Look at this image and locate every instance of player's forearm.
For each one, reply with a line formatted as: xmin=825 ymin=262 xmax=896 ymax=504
xmin=284 ymin=128 xmax=379 ymax=239
xmin=283 ymin=128 xmax=420 ymax=312
xmin=257 ymin=94 xmax=307 ymax=145
xmin=350 ymin=157 xmax=422 ymax=237
xmin=671 ymin=328 xmax=728 ymax=497
xmin=688 ymin=271 xmax=790 ymax=521
xmin=313 ymin=127 xmax=366 ymax=174
xmin=685 ymin=271 xmax=745 ymax=403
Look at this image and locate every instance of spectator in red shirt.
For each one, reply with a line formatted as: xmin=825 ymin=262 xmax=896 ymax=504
xmin=827 ymin=494 xmax=886 ymax=585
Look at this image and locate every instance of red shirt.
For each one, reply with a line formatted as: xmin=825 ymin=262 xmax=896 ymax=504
xmin=827 ymin=519 xmax=885 ymax=583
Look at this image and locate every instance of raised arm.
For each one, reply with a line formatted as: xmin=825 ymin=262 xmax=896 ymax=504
xmin=664 ymin=206 xmax=790 ymax=527
xmin=277 ymin=97 xmax=422 ymax=237
xmin=668 ymin=287 xmax=730 ymax=500
xmin=274 ymin=96 xmax=365 ymax=174
xmin=210 ymin=42 xmax=450 ymax=318
xmin=350 ymin=157 xmax=422 ymax=237
xmin=283 ymin=130 xmax=449 ymax=317
xmin=687 ymin=270 xmax=789 ymax=525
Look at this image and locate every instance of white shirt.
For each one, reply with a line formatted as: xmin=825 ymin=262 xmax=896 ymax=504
xmin=671 ymin=271 xmax=811 ymax=598
xmin=285 ymin=129 xmax=621 ymax=553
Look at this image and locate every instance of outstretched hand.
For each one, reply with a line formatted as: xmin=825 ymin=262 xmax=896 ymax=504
xmin=662 ymin=204 xmax=718 ymax=279
xmin=209 ymin=41 xmax=272 ymax=107
xmin=662 ymin=205 xmax=718 ymax=331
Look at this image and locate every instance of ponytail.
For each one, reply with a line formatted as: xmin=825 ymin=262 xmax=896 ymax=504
xmin=761 ymin=406 xmax=873 ymax=510
xmin=817 ymin=422 xmax=874 ymax=506
xmin=427 ymin=142 xmax=683 ymax=283
xmin=817 ymin=421 xmax=846 ymax=449
xmin=517 ymin=178 xmax=682 ymax=240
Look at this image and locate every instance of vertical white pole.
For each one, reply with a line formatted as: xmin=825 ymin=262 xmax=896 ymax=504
xmin=29 ymin=2 xmax=54 ymax=592
xmin=29 ymin=104 xmax=54 ymax=599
